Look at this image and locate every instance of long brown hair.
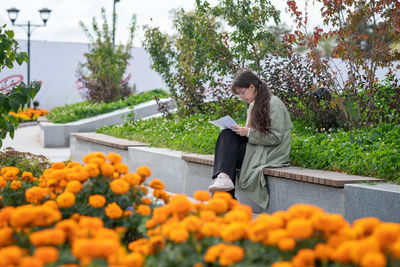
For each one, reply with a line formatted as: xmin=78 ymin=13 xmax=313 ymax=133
xmin=231 ymin=69 xmax=271 ymax=135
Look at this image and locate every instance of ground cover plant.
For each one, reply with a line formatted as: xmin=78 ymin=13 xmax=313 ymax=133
xmin=46 ymin=89 xmax=167 ymax=123
xmin=0 ymin=151 xmax=399 ymax=266
xmin=97 ymin=112 xmax=400 ymax=182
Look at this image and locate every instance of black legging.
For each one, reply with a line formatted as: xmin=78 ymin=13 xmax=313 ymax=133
xmin=212 ymin=129 xmax=248 ymax=197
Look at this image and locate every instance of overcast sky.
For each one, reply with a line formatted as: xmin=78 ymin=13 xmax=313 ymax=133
xmin=1 ymin=0 xmax=324 ymax=47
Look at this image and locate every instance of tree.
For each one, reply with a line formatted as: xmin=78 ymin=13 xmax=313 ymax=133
xmin=77 ymin=8 xmax=136 ymax=103
xmin=285 ymin=0 xmax=400 ymax=127
xmin=0 ymin=25 xmax=40 ymax=148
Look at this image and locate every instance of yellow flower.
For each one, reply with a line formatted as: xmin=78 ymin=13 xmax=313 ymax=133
xmin=10 ymin=180 xmax=22 ymax=190
xmin=101 ymin=163 xmax=115 ymax=177
xmin=107 ymin=152 xmax=122 ymax=164
xmin=193 ymin=191 xmax=210 ymax=202
xmin=137 ymin=205 xmax=151 ymax=216
xmin=34 ymin=246 xmax=59 ymax=264
xmin=360 ymin=251 xmax=386 ymax=267
xmin=169 ymin=228 xmax=189 ymax=243
xmin=105 ymin=202 xmax=123 ymax=219
xmin=66 ymin=180 xmax=82 ymax=194
xmin=136 ymin=166 xmax=151 ymax=179
xmin=287 ymin=218 xmax=313 ymax=239
xmin=110 ymin=179 xmax=130 ymax=194
xmin=149 ymin=179 xmax=165 ymax=190
xmin=56 ymin=192 xmax=76 ymax=208
xmin=89 ymin=194 xmax=106 ymax=208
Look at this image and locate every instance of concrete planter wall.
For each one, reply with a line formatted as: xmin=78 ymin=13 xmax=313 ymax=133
xmin=41 ymin=98 xmax=174 ymax=148
xmin=70 ymin=133 xmax=400 ymax=223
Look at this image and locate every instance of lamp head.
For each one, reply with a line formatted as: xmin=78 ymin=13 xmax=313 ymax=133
xmin=39 ymin=8 xmax=51 ymax=25
xmin=6 ymin=7 xmax=20 ymax=25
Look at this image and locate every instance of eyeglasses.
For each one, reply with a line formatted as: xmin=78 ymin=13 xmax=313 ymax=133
xmin=238 ymin=88 xmax=249 ymax=97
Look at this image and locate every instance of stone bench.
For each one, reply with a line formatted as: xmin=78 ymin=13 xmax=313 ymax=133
xmin=70 ymin=133 xmax=400 ymax=223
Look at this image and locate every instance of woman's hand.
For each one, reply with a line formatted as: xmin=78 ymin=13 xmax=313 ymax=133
xmin=231 ymin=126 xmax=249 ymax=137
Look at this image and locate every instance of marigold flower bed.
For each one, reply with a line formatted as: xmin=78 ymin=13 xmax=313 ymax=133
xmin=0 ymin=151 xmax=399 ymax=266
xmin=9 ymin=108 xmax=48 ymax=122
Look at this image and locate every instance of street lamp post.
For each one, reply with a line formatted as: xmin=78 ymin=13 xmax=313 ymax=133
xmin=6 ymin=7 xmax=51 ymax=85
xmin=112 ymin=0 xmax=120 ymax=44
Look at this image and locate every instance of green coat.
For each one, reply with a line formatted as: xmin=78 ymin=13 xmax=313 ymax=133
xmin=238 ymin=95 xmax=292 ymax=209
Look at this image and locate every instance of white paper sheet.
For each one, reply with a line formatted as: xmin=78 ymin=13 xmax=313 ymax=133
xmin=209 ymin=115 xmax=239 ymax=130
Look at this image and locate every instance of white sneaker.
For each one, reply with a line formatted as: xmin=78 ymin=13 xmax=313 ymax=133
xmin=208 ymin=175 xmax=235 ymax=192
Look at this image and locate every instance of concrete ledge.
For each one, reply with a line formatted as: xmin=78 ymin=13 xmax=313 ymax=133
xmin=182 ymin=154 xmax=383 ymax=188
xmin=70 ymin=133 xmax=398 ymax=223
xmin=344 ymin=183 xmax=400 ymax=223
xmin=41 ymin=98 xmax=174 ymax=148
xmin=72 ymin=132 xmax=148 ymax=150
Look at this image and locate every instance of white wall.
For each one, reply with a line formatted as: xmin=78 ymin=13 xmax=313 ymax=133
xmin=0 ymin=40 xmax=166 ymax=110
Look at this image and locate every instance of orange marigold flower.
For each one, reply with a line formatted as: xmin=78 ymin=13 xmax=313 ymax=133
xmin=169 ymin=228 xmax=189 ymax=243
xmin=183 ymin=215 xmax=202 ymax=232
xmin=137 ymin=205 xmax=151 ymax=216
xmin=83 ymin=163 xmax=100 ymax=177
xmin=278 ymin=237 xmax=296 ymax=251
xmin=204 ymin=244 xmax=226 ymax=263
xmin=314 ymin=243 xmax=334 ymax=260
xmin=271 ymin=261 xmax=293 ymax=267
xmin=141 ymin=197 xmax=152 ymax=205
xmin=331 ymin=240 xmax=358 ymax=264
xmin=207 ymin=198 xmax=228 ymax=214
xmin=19 ymin=256 xmax=43 ymax=267
xmin=136 ymin=166 xmax=151 ymax=178
xmin=105 ymin=202 xmax=123 ymax=219
xmin=194 ymin=191 xmax=210 ymax=202
xmin=360 ymin=251 xmax=386 ymax=267
xmin=79 ymin=216 xmax=104 ymax=230
xmin=219 ymin=245 xmax=245 ymax=266
xmin=391 ymin=240 xmax=400 ymax=259
xmin=51 ymin=162 xmax=65 ymax=170
xmin=312 ymin=213 xmax=348 ymax=236
xmin=83 ymin=152 xmax=106 ymax=164
xmin=124 ymin=210 xmax=133 ymax=217
xmin=43 ymin=200 xmax=59 ymax=210
xmin=0 ymin=226 xmax=14 ymax=246
xmin=353 ymin=217 xmax=381 ymax=237
xmin=122 ymin=173 xmax=142 ymax=186
xmin=56 ymin=192 xmax=76 ymax=208
xmin=292 ymin=249 xmax=315 ymax=267
xmin=107 ymin=152 xmax=122 ymax=164
xmin=10 ymin=180 xmax=22 ymax=190
xmin=114 ymin=162 xmax=129 ymax=175
xmin=200 ymin=210 xmax=216 ymax=222
xmin=122 ymin=252 xmax=145 ymax=267
xmin=1 ymin=166 xmax=19 ymax=180
xmin=110 ymin=179 xmax=130 ymax=194
xmin=149 ymin=179 xmax=165 ymax=190
xmin=0 ymin=246 xmax=23 ymax=265
xmin=66 ymin=180 xmax=82 ymax=194
xmin=169 ymin=195 xmax=192 ymax=215
xmin=21 ymin=171 xmax=34 ymax=181
xmin=201 ymin=222 xmax=220 ymax=237
xmin=287 ymin=204 xmax=323 ymax=220
xmin=0 ymin=177 xmax=6 ymax=189
xmin=373 ymin=222 xmax=400 ymax=248
xmin=89 ymin=194 xmax=106 ymax=208
xmin=287 ymin=218 xmax=313 ymax=239
xmin=34 ymin=246 xmax=59 ymax=264
xmin=25 ymin=186 xmax=48 ymax=204
xmin=224 ymin=210 xmax=251 ymax=223
xmin=101 ymin=163 xmax=115 ymax=177
xmin=30 ymin=229 xmax=66 ymax=246
xmin=221 ymin=222 xmax=247 ymax=242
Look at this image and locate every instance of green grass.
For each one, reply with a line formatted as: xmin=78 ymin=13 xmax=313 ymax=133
xmin=46 ymin=89 xmax=168 ymax=123
xmin=97 ymin=113 xmax=400 ymax=182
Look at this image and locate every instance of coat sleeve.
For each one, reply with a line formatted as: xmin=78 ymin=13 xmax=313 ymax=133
xmin=247 ymin=98 xmax=287 ymax=146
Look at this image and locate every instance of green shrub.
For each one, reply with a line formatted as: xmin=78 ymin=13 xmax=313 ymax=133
xmin=0 ymin=147 xmax=51 ymax=177
xmin=47 ymin=89 xmax=168 ymax=123
xmin=98 ymin=113 xmax=399 ymax=182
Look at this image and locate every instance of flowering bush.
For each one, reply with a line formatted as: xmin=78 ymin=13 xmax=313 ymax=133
xmin=9 ymin=107 xmax=48 ymax=122
xmin=0 ymin=152 xmax=399 ymax=266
